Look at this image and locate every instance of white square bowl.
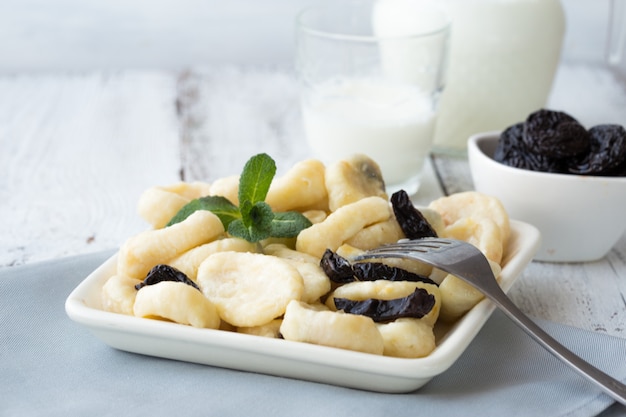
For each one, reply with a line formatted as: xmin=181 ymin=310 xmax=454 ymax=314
xmin=66 ymin=220 xmax=540 ymax=393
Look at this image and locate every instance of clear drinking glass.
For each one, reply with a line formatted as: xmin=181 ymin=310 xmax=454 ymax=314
xmin=296 ymin=0 xmax=450 ymax=195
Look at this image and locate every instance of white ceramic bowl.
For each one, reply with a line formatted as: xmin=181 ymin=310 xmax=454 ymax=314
xmin=66 ymin=221 xmax=540 ymax=393
xmin=468 ymin=131 xmax=626 ymax=262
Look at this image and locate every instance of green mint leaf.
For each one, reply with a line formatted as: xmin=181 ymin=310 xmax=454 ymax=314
xmin=238 ymin=200 xmax=253 ymax=226
xmin=270 ymin=211 xmax=313 ymax=238
xmin=164 ymin=154 xmax=313 ymax=244
xmin=227 ymin=219 xmax=251 ymax=241
xmin=228 ymin=202 xmax=274 ymax=243
xmin=166 ymin=196 xmax=240 ymax=228
xmin=238 ymin=153 xmax=276 ymax=206
xmin=247 ymin=201 xmax=274 ymax=230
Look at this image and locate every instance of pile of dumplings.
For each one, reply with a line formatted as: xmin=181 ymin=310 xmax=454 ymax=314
xmin=101 ymin=154 xmax=510 ymax=358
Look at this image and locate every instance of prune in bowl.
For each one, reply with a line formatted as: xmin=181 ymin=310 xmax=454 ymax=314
xmin=468 ymin=132 xmax=626 ymax=262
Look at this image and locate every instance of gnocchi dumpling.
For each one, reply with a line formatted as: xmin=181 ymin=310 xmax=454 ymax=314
xmin=414 ymin=207 xmax=447 ymax=237
xmin=280 ymin=300 xmax=384 ymax=355
xmin=197 ymin=252 xmax=304 ymax=327
xmin=101 ymin=275 xmax=142 ymax=315
xmin=137 ymin=181 xmax=212 ymax=229
xmin=117 ymin=210 xmax=225 ymax=279
xmin=438 ymin=260 xmax=502 ymax=322
xmin=296 ymin=196 xmax=391 ymax=258
xmin=443 ymin=217 xmax=504 ymax=264
xmin=281 ymin=259 xmax=331 ymax=304
xmin=168 ymin=237 xmax=257 ymax=280
xmin=429 ymin=191 xmax=510 ymax=243
xmin=263 ymin=244 xmax=330 ymax=303
xmin=324 ymin=154 xmax=387 ymax=212
xmin=162 ymin=181 xmax=213 ymax=200
xmin=377 ymin=318 xmax=436 ymax=358
xmin=265 ymin=159 xmax=328 ymax=212
xmin=209 ymin=175 xmax=240 ymax=205
xmin=137 ymin=187 xmax=190 ymax=230
xmin=237 ymin=319 xmax=282 ymax=338
xmin=301 ymin=209 xmax=327 ymax=225
xmin=345 ymin=217 xmax=404 ymax=250
xmin=133 ymin=281 xmax=221 ymax=329
xmin=262 ymin=243 xmax=320 ymax=264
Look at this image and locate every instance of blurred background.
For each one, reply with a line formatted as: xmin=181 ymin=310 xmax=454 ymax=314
xmin=0 ymin=0 xmax=622 ymax=75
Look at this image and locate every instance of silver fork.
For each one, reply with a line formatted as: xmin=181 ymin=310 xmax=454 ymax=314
xmin=355 ymin=238 xmax=626 ymax=405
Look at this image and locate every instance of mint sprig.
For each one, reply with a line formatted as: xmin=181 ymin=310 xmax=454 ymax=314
xmin=166 ymin=195 xmax=239 ymax=228
xmin=238 ymin=153 xmax=276 ymax=205
xmin=166 ymin=153 xmax=312 ymax=243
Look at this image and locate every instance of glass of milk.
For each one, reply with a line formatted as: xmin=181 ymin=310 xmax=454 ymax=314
xmin=296 ymin=0 xmax=450 ymax=195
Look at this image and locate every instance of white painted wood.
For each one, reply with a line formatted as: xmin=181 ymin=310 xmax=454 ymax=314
xmin=175 ymin=66 xmax=310 ymax=181
xmin=510 ymin=240 xmax=626 ymax=338
xmin=0 ymin=71 xmax=181 ymax=265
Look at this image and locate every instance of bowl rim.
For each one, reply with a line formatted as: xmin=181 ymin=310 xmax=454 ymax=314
xmin=468 ymin=132 xmax=626 ymax=183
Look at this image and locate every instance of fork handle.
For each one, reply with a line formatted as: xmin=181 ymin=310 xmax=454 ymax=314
xmin=489 ymin=291 xmax=626 ymax=406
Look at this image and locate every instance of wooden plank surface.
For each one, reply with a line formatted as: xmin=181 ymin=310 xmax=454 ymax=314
xmin=0 ymin=71 xmax=181 ymax=265
xmin=176 ymin=66 xmax=310 ymax=182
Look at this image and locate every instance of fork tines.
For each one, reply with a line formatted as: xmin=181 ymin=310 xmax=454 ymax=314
xmin=353 ymin=238 xmax=457 ymax=262
xmin=366 ymin=238 xmax=455 ymax=253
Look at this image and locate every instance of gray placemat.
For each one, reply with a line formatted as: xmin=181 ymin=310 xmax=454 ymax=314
xmin=1 ymin=251 xmax=625 ymax=417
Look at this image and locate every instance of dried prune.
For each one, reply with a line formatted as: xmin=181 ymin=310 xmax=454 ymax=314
xmin=334 ymin=288 xmax=435 ymax=322
xmin=352 ymin=262 xmax=437 ymax=286
xmin=523 ymin=109 xmax=589 ymax=158
xmin=320 ymin=249 xmax=438 ymax=285
xmin=494 ymin=123 xmax=525 ymax=162
xmin=135 ymin=264 xmax=200 ymax=291
xmin=606 ymin=158 xmax=626 ymax=176
xmin=494 ymin=123 xmax=565 ymax=173
xmin=391 ymin=190 xmax=437 ymax=239
xmin=320 ymin=249 xmax=356 ymax=283
xmin=495 ymin=109 xmax=626 ymax=177
xmin=568 ymin=124 xmax=626 ymax=176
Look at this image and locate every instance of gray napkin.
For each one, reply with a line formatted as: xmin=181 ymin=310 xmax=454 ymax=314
xmin=1 ymin=251 xmax=625 ymax=417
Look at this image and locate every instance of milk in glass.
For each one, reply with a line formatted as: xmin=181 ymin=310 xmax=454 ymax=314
xmin=296 ymin=0 xmax=449 ymax=194
xmin=302 ymin=78 xmax=436 ymax=190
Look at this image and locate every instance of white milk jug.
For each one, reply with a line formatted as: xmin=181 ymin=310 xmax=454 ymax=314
xmin=433 ymin=0 xmax=565 ymax=152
